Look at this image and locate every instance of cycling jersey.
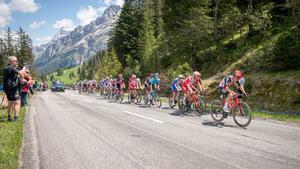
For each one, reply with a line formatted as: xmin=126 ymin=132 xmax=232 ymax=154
xmin=219 ymin=75 xmax=244 ymax=89
xmin=116 ymin=78 xmax=125 ymax=89
xmin=182 ymin=76 xmax=201 ymax=92
xmin=150 ymin=77 xmax=160 ymax=85
xmin=129 ymin=78 xmax=137 ymax=90
xmin=171 ymin=78 xmax=181 ymax=92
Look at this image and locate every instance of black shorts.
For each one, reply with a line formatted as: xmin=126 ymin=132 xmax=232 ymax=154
xmin=116 ymin=83 xmax=121 ymax=89
xmin=4 ymin=89 xmax=21 ymax=101
xmin=219 ymin=87 xmax=228 ymax=98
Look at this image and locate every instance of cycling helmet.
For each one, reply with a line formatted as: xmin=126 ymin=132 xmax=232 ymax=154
xmin=178 ymin=75 xmax=184 ymax=79
xmin=155 ymin=73 xmax=159 ymax=77
xmin=193 ymin=71 xmax=201 ymax=77
xmin=234 ymin=70 xmax=243 ymax=79
xmin=132 ymin=74 xmax=136 ymax=78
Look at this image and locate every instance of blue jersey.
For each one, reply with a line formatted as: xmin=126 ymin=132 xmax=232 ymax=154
xmin=150 ymin=77 xmax=160 ymax=85
xmin=171 ymin=78 xmax=181 ymax=91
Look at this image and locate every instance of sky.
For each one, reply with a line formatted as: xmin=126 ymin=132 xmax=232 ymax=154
xmin=0 ymin=0 xmax=124 ymax=46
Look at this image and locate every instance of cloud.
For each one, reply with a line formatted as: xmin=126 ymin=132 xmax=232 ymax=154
xmin=0 ymin=0 xmax=40 ymax=28
xmin=53 ymin=18 xmax=75 ymax=31
xmin=101 ymin=0 xmax=124 ymax=6
xmin=0 ymin=2 xmax=11 ymax=28
xmin=77 ymin=6 xmax=105 ymax=26
xmin=9 ymin=0 xmax=40 ymax=13
xmin=30 ymin=20 xmax=46 ymax=29
xmin=35 ymin=36 xmax=52 ymax=44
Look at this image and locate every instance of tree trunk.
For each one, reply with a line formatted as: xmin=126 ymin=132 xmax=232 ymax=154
xmin=214 ymin=0 xmax=220 ymax=41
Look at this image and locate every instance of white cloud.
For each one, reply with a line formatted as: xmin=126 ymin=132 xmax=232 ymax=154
xmin=30 ymin=20 xmax=46 ymax=29
xmin=0 ymin=2 xmax=11 ymax=28
xmin=53 ymin=18 xmax=75 ymax=31
xmin=101 ymin=0 xmax=124 ymax=6
xmin=9 ymin=0 xmax=40 ymax=13
xmin=0 ymin=0 xmax=40 ymax=28
xmin=77 ymin=6 xmax=105 ymax=26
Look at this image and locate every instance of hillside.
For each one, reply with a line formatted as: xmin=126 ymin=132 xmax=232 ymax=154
xmin=47 ymin=67 xmax=79 ymax=85
xmin=69 ymin=0 xmax=300 ymax=113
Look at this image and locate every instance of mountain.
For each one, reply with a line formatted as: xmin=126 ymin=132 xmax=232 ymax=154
xmin=33 ymin=5 xmax=122 ymax=73
xmin=52 ymin=27 xmax=71 ymax=41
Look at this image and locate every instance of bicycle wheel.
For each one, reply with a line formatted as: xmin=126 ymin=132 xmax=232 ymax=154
xmin=233 ymin=102 xmax=252 ymax=127
xmin=168 ymin=95 xmax=176 ymax=109
xmin=127 ymin=94 xmax=132 ymax=104
xmin=136 ymin=91 xmax=142 ymax=104
xmin=178 ymin=97 xmax=186 ymax=112
xmin=210 ymin=100 xmax=225 ymax=122
xmin=154 ymin=95 xmax=162 ymax=108
xmin=120 ymin=92 xmax=124 ymax=103
xmin=194 ymin=97 xmax=206 ymax=116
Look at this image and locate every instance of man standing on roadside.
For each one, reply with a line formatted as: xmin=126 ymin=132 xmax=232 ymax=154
xmin=3 ymin=56 xmax=25 ymax=122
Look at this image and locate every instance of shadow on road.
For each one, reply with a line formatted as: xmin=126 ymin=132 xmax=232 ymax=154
xmin=169 ymin=110 xmax=195 ymax=117
xmin=201 ymin=120 xmax=238 ymax=128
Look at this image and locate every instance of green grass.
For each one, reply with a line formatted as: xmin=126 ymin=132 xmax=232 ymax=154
xmin=48 ymin=66 xmax=79 ymax=85
xmin=0 ymin=107 xmax=25 ymax=169
xmin=253 ymin=111 xmax=300 ymax=123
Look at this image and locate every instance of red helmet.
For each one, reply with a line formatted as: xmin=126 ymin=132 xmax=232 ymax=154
xmin=234 ymin=70 xmax=243 ymax=79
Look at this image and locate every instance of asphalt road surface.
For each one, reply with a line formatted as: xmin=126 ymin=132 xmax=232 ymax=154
xmin=21 ymin=90 xmax=300 ymax=169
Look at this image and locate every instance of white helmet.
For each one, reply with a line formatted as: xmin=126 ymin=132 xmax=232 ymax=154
xmin=178 ymin=75 xmax=184 ymax=79
xmin=193 ymin=71 xmax=201 ymax=77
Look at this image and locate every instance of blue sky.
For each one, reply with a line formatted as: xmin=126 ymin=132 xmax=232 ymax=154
xmin=0 ymin=0 xmax=124 ymax=45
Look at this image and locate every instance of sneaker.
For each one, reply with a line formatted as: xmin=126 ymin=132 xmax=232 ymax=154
xmin=223 ymin=106 xmax=230 ymax=113
xmin=14 ymin=116 xmax=18 ymax=122
xmin=8 ymin=115 xmax=12 ymax=122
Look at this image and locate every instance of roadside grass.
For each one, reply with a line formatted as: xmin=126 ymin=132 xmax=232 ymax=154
xmin=48 ymin=66 xmax=79 ymax=85
xmin=0 ymin=107 xmax=25 ymax=169
xmin=252 ymin=111 xmax=300 ymax=123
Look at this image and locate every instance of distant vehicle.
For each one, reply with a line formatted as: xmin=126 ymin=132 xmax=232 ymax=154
xmin=51 ymin=83 xmax=65 ymax=92
xmin=42 ymin=81 xmax=48 ymax=91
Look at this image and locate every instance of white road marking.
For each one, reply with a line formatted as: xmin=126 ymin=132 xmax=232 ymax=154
xmin=123 ymin=111 xmax=164 ymax=124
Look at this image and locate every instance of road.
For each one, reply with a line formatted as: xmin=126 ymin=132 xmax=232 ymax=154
xmin=21 ymin=90 xmax=300 ymax=169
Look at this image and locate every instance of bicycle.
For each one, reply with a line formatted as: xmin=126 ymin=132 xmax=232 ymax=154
xmin=128 ymin=88 xmax=142 ymax=104
xmin=168 ymin=90 xmax=183 ymax=109
xmin=144 ymin=88 xmax=161 ymax=108
xmin=210 ymin=93 xmax=252 ymax=127
xmin=179 ymin=90 xmax=206 ymax=116
xmin=115 ymin=88 xmax=125 ymax=103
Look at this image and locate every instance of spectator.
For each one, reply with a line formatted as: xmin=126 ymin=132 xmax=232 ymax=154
xmin=0 ymin=83 xmax=3 ymax=91
xmin=20 ymin=75 xmax=31 ymax=107
xmin=2 ymin=56 xmax=26 ymax=122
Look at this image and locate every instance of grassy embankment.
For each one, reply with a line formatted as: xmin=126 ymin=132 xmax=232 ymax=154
xmin=47 ymin=66 xmax=79 ymax=85
xmin=0 ymin=106 xmax=25 ymax=169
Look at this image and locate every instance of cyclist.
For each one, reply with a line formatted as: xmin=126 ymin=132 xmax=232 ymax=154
xmin=116 ymin=74 xmax=125 ymax=96
xmin=150 ymin=73 xmax=161 ymax=92
xmin=111 ymin=79 xmax=117 ymax=97
xmin=182 ymin=71 xmax=205 ymax=106
xmin=219 ymin=70 xmax=247 ymax=113
xmin=171 ymin=75 xmax=184 ymax=104
xmin=129 ymin=75 xmax=138 ymax=98
xmin=136 ymin=77 xmax=142 ymax=90
xmin=144 ymin=73 xmax=152 ymax=96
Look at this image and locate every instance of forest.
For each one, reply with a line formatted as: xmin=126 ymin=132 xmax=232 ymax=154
xmin=0 ymin=27 xmax=35 ymax=83
xmin=72 ymin=0 xmax=300 ymax=111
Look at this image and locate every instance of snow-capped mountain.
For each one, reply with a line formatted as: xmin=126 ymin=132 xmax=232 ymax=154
xmin=52 ymin=28 xmax=71 ymax=41
xmin=33 ymin=5 xmax=121 ymax=73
